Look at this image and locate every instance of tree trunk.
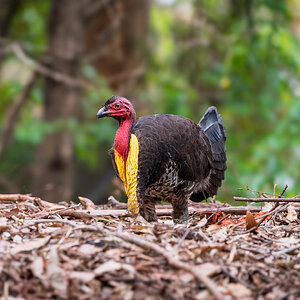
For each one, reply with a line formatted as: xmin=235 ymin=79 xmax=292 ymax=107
xmin=84 ymin=0 xmax=149 ymax=94
xmin=32 ymin=0 xmax=83 ymax=202
xmin=0 ymin=0 xmax=20 ymax=37
xmin=0 ymin=0 xmax=20 ymax=64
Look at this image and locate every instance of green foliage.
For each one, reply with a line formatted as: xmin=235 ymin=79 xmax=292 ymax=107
xmin=1 ymin=0 xmax=300 ymax=201
xmin=144 ymin=0 xmax=300 ymax=200
xmin=9 ymin=0 xmax=50 ymax=54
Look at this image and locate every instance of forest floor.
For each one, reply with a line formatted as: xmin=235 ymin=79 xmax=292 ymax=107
xmin=0 ymin=193 xmax=300 ymax=300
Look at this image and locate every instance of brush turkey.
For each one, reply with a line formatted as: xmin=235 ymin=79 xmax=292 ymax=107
xmin=97 ymin=96 xmax=227 ymax=222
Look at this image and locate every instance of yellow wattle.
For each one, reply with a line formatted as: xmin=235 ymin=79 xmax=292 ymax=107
xmin=114 ymin=134 xmax=139 ymax=214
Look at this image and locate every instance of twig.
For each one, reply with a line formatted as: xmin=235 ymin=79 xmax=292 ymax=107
xmin=87 ymin=205 xmax=300 ymax=218
xmin=231 ymin=203 xmax=291 ymax=231
xmin=0 ymin=194 xmax=37 ymax=202
xmin=58 ymin=210 xmax=92 ymax=220
xmin=86 ymin=209 xmax=131 ymax=216
xmin=175 ymin=228 xmax=191 ymax=249
xmin=257 ymin=185 xmax=289 ymax=227
xmin=206 ymin=211 xmax=218 ymax=222
xmin=22 ymin=219 xmax=99 ymax=230
xmin=0 ymin=73 xmax=37 ymax=160
xmin=7 ymin=42 xmax=95 ymax=88
xmin=197 ymin=229 xmax=212 ymax=242
xmin=34 ymin=203 xmax=81 ymax=219
xmin=236 ymin=187 xmax=282 ymax=197
xmin=272 ymin=244 xmax=300 ymax=256
xmin=220 ymin=262 xmax=255 ymax=290
xmin=279 ymin=185 xmax=288 ymax=197
xmin=234 ymin=197 xmax=300 ymax=203
xmin=216 ymin=214 xmax=230 ymax=225
xmin=22 ymin=218 xmax=79 ymax=228
xmin=108 ymin=196 xmax=174 ymax=210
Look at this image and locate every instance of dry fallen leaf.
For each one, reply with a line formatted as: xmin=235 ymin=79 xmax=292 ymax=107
xmin=47 ymin=246 xmax=62 ymax=276
xmin=47 ymin=246 xmax=68 ymax=296
xmin=245 ymin=211 xmax=258 ymax=231
xmin=227 ymin=244 xmax=237 ymax=264
xmin=197 ymin=263 xmax=221 ymax=277
xmin=77 ymin=243 xmax=100 ymax=256
xmin=227 ymin=283 xmax=252 ymax=298
xmin=211 ymin=227 xmax=228 ymax=242
xmin=69 ymin=271 xmax=95 ymax=282
xmin=207 ymin=224 xmax=222 ymax=232
xmin=30 ymin=256 xmax=45 ymax=279
xmin=10 ymin=236 xmax=51 ymax=255
xmin=94 ymin=260 xmax=122 ymax=275
xmin=0 ymin=217 xmax=9 ymax=230
xmin=194 ymin=217 xmax=208 ymax=228
xmin=94 ymin=260 xmax=136 ymax=276
xmin=2 ymin=192 xmax=300 ymax=299
xmin=78 ymin=196 xmax=96 ymax=210
xmin=262 ymin=202 xmax=274 ymax=212
xmin=286 ymin=205 xmax=298 ymax=222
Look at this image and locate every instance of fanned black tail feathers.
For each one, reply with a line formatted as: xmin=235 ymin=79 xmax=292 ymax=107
xmin=190 ymin=106 xmax=227 ymax=202
xmin=200 ymin=106 xmax=227 ymax=168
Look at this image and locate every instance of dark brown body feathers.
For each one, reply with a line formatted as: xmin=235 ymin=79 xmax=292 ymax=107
xmin=124 ymin=109 xmax=227 ymax=222
xmin=100 ymin=97 xmax=227 ymax=222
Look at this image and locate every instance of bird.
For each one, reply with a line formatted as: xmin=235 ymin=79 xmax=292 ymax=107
xmin=97 ymin=96 xmax=227 ymax=223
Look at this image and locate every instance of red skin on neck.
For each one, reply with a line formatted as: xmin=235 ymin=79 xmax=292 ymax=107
xmin=113 ymin=102 xmax=136 ymax=163
xmin=114 ymin=117 xmax=133 ymax=162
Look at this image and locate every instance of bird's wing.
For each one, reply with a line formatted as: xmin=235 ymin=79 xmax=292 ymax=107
xmin=132 ymin=114 xmax=214 ymax=185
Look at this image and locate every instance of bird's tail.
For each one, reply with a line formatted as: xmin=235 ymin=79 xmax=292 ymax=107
xmin=190 ymin=106 xmax=227 ymax=202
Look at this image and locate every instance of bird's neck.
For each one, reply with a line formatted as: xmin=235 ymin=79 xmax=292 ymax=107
xmin=114 ymin=117 xmax=134 ymax=162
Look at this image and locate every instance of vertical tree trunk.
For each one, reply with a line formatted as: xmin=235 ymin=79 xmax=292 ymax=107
xmin=84 ymin=0 xmax=149 ymax=94
xmin=0 ymin=0 xmax=20 ymax=64
xmin=33 ymin=0 xmax=83 ymax=202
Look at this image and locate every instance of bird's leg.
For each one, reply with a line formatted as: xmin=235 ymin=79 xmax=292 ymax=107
xmin=172 ymin=198 xmax=189 ymax=223
xmin=139 ymin=197 xmax=157 ymax=222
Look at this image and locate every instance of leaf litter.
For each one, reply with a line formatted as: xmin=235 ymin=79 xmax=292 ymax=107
xmin=0 ymin=191 xmax=300 ymax=300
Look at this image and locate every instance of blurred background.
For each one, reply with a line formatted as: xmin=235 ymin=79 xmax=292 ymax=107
xmin=0 ymin=0 xmax=300 ymax=204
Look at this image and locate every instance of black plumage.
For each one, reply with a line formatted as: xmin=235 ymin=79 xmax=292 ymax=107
xmin=97 ymin=97 xmax=227 ymax=222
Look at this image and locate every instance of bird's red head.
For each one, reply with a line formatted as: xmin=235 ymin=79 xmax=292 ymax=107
xmin=97 ymin=96 xmax=136 ymax=124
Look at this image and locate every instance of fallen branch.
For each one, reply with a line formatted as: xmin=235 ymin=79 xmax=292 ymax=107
xmin=0 ymin=194 xmax=37 ymax=202
xmin=256 ymin=185 xmax=288 ymax=227
xmin=107 ymin=196 xmax=269 ymax=215
xmin=58 ymin=210 xmax=92 ymax=220
xmin=87 ymin=205 xmax=299 ymax=218
xmin=34 ymin=203 xmax=81 ymax=219
xmin=108 ymin=196 xmax=173 ymax=210
xmin=234 ymin=197 xmax=300 ymax=203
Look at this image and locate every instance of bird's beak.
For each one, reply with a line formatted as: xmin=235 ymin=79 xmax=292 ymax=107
xmin=96 ymin=107 xmax=112 ymax=118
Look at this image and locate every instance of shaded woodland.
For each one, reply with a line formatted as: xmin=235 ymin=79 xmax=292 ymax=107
xmin=1 ymin=1 xmax=300 ymax=299
xmin=0 ymin=0 xmax=300 ymax=203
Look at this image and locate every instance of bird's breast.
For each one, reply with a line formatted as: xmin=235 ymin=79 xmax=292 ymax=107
xmin=145 ymin=159 xmax=196 ymax=201
xmin=114 ymin=134 xmax=139 ymax=214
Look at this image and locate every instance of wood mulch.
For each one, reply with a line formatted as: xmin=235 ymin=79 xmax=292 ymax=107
xmin=0 ymin=191 xmax=300 ymax=300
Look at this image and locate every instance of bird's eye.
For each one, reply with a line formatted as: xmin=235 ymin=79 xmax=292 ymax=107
xmin=114 ymin=103 xmax=121 ymax=109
